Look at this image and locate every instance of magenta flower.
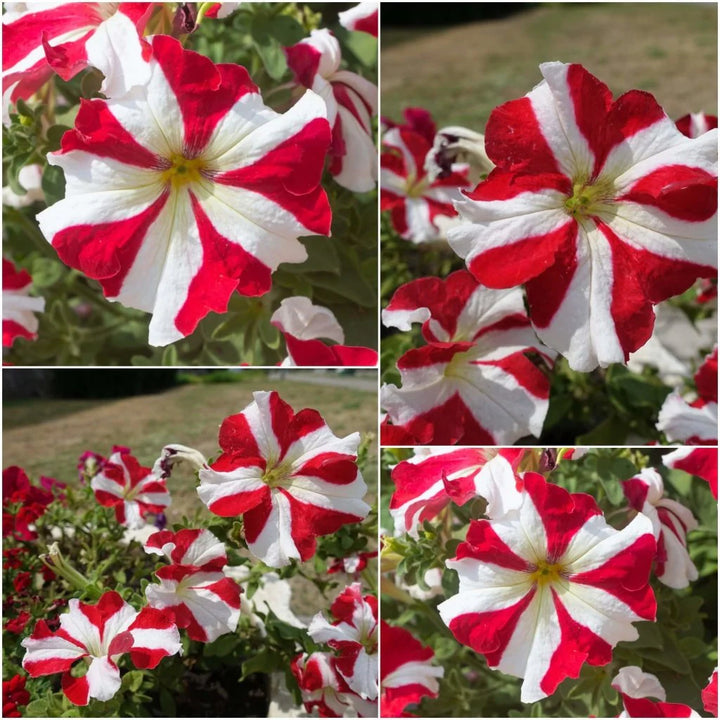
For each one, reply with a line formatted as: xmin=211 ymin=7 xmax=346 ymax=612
xmin=663 ymin=446 xmax=718 ymax=499
xmin=447 ymin=62 xmax=717 ymax=371
xmin=438 ymin=471 xmax=656 ymax=703
xmin=271 ymin=296 xmax=377 ymax=366
xmin=380 ymin=621 xmax=443 ymax=717
xmin=143 ymin=528 xmax=241 ymax=642
xmin=286 ymin=28 xmax=377 ymax=193
xmin=90 ymin=449 xmax=170 ymax=528
xmin=2 ymin=259 xmax=44 ymax=348
xmin=197 ymin=391 xmax=370 ymax=567
xmin=37 ymin=34 xmax=331 ymax=347
xmin=338 ymin=2 xmax=378 ymax=37
xmin=21 ymin=591 xmax=180 ymax=706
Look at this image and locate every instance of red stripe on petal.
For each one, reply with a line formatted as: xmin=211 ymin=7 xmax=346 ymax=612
xmin=150 ymin=35 xmax=257 ymax=155
xmin=3 ymin=259 xmax=31 ymax=289
xmin=539 ymin=590 xmax=612 ymax=697
xmin=215 ymin=119 xmax=332 ymax=235
xmin=457 ymin=519 xmax=533 ymax=572
xmin=619 ymin=165 xmax=717 ymax=222
xmin=328 ymin=344 xmax=378 ymax=366
xmin=380 ymin=622 xmax=434 ymax=678
xmin=448 ymin=587 xmax=537 ymax=666
xmin=695 ymin=347 xmax=717 ymax=403
xmin=621 ymin=477 xmax=650 ymax=512
xmin=293 ymin=453 xmax=358 ymax=485
xmin=218 ymin=411 xmax=262 ymax=458
xmin=3 ymin=320 xmax=35 ymax=347
xmin=482 ymin=351 xmax=551 ymax=399
xmin=207 ymin=484 xmax=270 ymax=518
xmin=623 ymin=696 xmax=696 ymax=717
xmin=174 ymin=196 xmax=272 ymax=337
xmin=283 ymin=406 xmax=327 ymax=455
xmin=52 ymin=192 xmax=168 ymax=298
xmin=284 ymin=42 xmax=321 ymax=88
xmin=240 ymin=491 xmax=274 ymax=543
xmin=396 ymin=341 xmax=475 ymax=370
xmin=59 ymin=99 xmax=162 ymax=168
xmin=62 ymin=673 xmax=90 ymax=706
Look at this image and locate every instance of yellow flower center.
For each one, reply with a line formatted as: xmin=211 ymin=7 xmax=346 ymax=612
xmin=262 ymin=462 xmax=291 ymax=489
xmin=405 ymin=172 xmax=428 ymax=199
xmin=564 ymin=177 xmax=615 ymax=218
xmin=529 ymin=559 xmax=564 ymax=587
xmin=161 ymin=154 xmax=206 ymax=189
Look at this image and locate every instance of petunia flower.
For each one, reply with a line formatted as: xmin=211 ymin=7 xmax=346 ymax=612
xmin=37 ymin=34 xmax=332 ymax=347
xmin=21 ymin=591 xmax=181 ymax=706
xmin=676 ymin=112 xmax=718 ymax=138
xmin=381 ymin=111 xmax=471 ymax=243
xmin=91 ymin=449 xmax=170 ymax=528
xmin=291 ymin=651 xmax=377 ymax=718
xmin=271 ymin=296 xmax=377 ymax=366
xmin=438 ymin=470 xmax=656 ymax=703
xmin=381 ymin=272 xmax=553 ymax=445
xmin=621 ymin=468 xmax=698 ymax=588
xmin=663 ymin=446 xmax=718 ymax=499
xmin=2 ymin=675 xmax=30 ymax=718
xmin=338 ymin=2 xmax=378 ymax=37
xmin=308 ymin=583 xmax=378 ymax=701
xmin=380 ymin=621 xmax=443 ymax=717
xmin=702 ymin=668 xmax=718 ymax=716
xmin=612 ymin=666 xmax=700 ymax=717
xmin=389 ymin=447 xmax=526 ymax=537
xmin=197 ymin=391 xmax=370 ymax=567
xmin=2 ymin=164 xmax=44 ymax=207
xmin=285 ymin=28 xmax=376 ymax=193
xmin=657 ymin=346 xmax=718 ymax=444
xmin=143 ymin=528 xmax=241 ymax=642
xmin=2 ymin=3 xmax=155 ymax=105
xmin=2 ymin=259 xmax=44 ymax=347
xmin=447 ymin=62 xmax=717 ymax=372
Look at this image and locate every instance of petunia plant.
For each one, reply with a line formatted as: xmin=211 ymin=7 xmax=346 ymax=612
xmin=2 ymin=390 xmax=378 ymax=717
xmin=3 ymin=2 xmax=378 ymax=366
xmin=380 ymin=446 xmax=717 ymax=718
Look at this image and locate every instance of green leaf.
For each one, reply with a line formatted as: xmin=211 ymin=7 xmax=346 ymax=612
xmin=249 ymin=13 xmax=304 ymax=80
xmin=204 ymin=633 xmax=239 ymax=657
xmin=241 ymin=649 xmax=280 ymax=678
xmin=281 ymin=236 xmax=340 ymax=275
xmin=122 ymin=670 xmax=145 ymax=692
xmin=42 ymin=164 xmax=66 ymax=205
xmin=45 ymin=124 xmax=71 ymax=152
xmin=336 ymin=25 xmax=377 ymax=67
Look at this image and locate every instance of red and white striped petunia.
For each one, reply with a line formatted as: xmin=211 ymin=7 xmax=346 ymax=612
xmin=612 ymin=666 xmax=701 ymax=718
xmin=308 ymin=583 xmax=378 ymax=701
xmin=37 ymin=34 xmax=332 ymax=347
xmin=621 ymin=468 xmax=698 ymax=588
xmin=197 ymin=391 xmax=370 ymax=567
xmin=702 ymin=669 xmax=718 ymax=716
xmin=90 ymin=449 xmax=170 ymax=528
xmin=21 ymin=591 xmax=181 ymax=706
xmin=389 ymin=448 xmax=526 ymax=537
xmin=438 ymin=472 xmax=656 ymax=703
xmin=143 ymin=528 xmax=241 ymax=642
xmin=338 ymin=2 xmax=378 ymax=37
xmin=657 ymin=346 xmax=718 ymax=444
xmin=676 ymin=112 xmax=718 ymax=138
xmin=291 ymin=651 xmax=377 ymax=718
xmin=285 ymin=28 xmax=376 ymax=193
xmin=381 ymin=274 xmax=553 ymax=445
xmin=2 ymin=3 xmax=154 ymax=104
xmin=271 ymin=296 xmax=378 ymax=367
xmin=447 ymin=62 xmax=717 ymax=372
xmin=2 ymin=258 xmax=44 ymax=347
xmin=380 ymin=621 xmax=443 ymax=717
xmin=663 ymin=446 xmax=718 ymax=500
xmin=381 ymin=113 xmax=471 ymax=243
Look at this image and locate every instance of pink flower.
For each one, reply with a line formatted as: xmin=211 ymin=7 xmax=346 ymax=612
xmin=702 ymin=669 xmax=718 ymax=716
xmin=389 ymin=448 xmax=526 ymax=537
xmin=676 ymin=113 xmax=718 ymax=138
xmin=438 ymin=471 xmax=656 ymax=703
xmin=2 ymin=3 xmax=154 ymax=104
xmin=37 ymin=34 xmax=332 ymax=347
xmin=380 ymin=621 xmax=443 ymax=717
xmin=143 ymin=528 xmax=242 ymax=642
xmin=271 ymin=296 xmax=377 ymax=366
xmin=621 ymin=468 xmax=698 ymax=588
xmin=663 ymin=446 xmax=718 ymax=500
xmin=447 ymin=62 xmax=717 ymax=372
xmin=286 ymin=28 xmax=377 ymax=192
xmin=2 ymin=259 xmax=44 ymax=347
xmin=338 ymin=2 xmax=378 ymax=37
xmin=612 ymin=666 xmax=700 ymax=717
xmin=90 ymin=449 xmax=170 ymax=528
xmin=21 ymin=591 xmax=181 ymax=706
xmin=657 ymin=346 xmax=718 ymax=444
xmin=308 ymin=583 xmax=378 ymax=701
xmin=292 ymin=651 xmax=376 ymax=718
xmin=197 ymin=391 xmax=370 ymax=567
xmin=381 ymin=272 xmax=553 ymax=445
xmin=381 ymin=110 xmax=471 ymax=243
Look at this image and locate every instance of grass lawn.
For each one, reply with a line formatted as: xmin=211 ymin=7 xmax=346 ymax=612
xmin=381 ymin=3 xmax=717 ymax=130
xmin=3 ymin=373 xmax=378 ymax=522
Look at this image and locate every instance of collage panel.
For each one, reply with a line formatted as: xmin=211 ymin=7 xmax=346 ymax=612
xmin=3 ymin=2 xmax=378 ymax=367
xmin=380 ymin=2 xmax=718 ymax=447
xmin=3 ymin=368 xmax=378 ymax=717
xmin=380 ymin=445 xmax=718 ymax=717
